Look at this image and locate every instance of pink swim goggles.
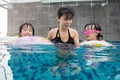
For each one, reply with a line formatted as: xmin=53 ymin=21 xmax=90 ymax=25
xmin=84 ymin=30 xmax=100 ymax=35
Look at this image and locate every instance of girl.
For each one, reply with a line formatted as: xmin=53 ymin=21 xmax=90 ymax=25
xmin=19 ymin=23 xmax=34 ymax=37
xmin=80 ymin=23 xmax=113 ymax=47
xmin=83 ymin=23 xmax=103 ymax=41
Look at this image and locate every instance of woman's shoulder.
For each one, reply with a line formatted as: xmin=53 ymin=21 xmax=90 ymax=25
xmin=69 ymin=28 xmax=78 ymax=33
xmin=49 ymin=28 xmax=58 ymax=33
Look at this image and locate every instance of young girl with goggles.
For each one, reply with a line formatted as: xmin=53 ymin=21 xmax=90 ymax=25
xmin=83 ymin=23 xmax=103 ymax=41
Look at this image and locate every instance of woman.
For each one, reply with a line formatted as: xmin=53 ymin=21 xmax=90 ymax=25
xmin=47 ymin=7 xmax=80 ymax=72
xmin=19 ymin=23 xmax=34 ymax=37
xmin=47 ymin=7 xmax=79 ymax=47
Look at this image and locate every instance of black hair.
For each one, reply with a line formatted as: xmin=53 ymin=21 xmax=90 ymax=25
xmin=57 ymin=7 xmax=74 ymax=19
xmin=19 ymin=23 xmax=34 ymax=37
xmin=84 ymin=23 xmax=103 ymax=40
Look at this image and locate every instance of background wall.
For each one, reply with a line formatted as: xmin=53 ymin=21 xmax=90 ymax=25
xmin=8 ymin=0 xmax=120 ymax=40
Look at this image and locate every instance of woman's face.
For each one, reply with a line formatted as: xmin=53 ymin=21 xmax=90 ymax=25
xmin=84 ymin=25 xmax=99 ymax=40
xmin=20 ymin=25 xmax=33 ymax=37
xmin=57 ymin=15 xmax=72 ymax=29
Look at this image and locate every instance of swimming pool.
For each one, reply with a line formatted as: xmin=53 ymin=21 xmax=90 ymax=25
xmin=0 ymin=41 xmax=120 ymax=80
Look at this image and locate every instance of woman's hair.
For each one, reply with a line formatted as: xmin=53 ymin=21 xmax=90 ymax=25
xmin=57 ymin=7 xmax=74 ymax=19
xmin=19 ymin=23 xmax=34 ymax=37
xmin=84 ymin=23 xmax=103 ymax=40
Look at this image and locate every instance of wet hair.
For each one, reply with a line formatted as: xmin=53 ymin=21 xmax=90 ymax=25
xmin=19 ymin=23 xmax=34 ymax=37
xmin=84 ymin=23 xmax=103 ymax=40
xmin=57 ymin=7 xmax=74 ymax=19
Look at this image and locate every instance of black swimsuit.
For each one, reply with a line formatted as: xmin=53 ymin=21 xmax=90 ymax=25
xmin=52 ymin=29 xmax=74 ymax=44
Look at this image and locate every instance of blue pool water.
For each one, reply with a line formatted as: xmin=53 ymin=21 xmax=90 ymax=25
xmin=0 ymin=41 xmax=120 ymax=80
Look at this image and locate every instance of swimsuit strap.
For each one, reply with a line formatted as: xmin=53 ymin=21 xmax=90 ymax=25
xmin=68 ymin=29 xmax=71 ymax=38
xmin=56 ymin=29 xmax=59 ymax=37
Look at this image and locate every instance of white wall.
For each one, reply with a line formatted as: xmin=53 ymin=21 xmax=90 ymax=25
xmin=9 ymin=0 xmax=41 ymax=3
xmin=0 ymin=7 xmax=7 ymax=36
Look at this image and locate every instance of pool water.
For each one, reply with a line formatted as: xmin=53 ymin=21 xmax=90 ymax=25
xmin=0 ymin=41 xmax=120 ymax=80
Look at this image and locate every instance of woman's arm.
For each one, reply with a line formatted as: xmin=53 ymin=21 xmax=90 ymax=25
xmin=73 ymin=30 xmax=80 ymax=47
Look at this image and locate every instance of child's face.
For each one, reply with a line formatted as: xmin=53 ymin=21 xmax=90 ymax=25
xmin=20 ymin=25 xmax=33 ymax=37
xmin=84 ymin=25 xmax=99 ymax=40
